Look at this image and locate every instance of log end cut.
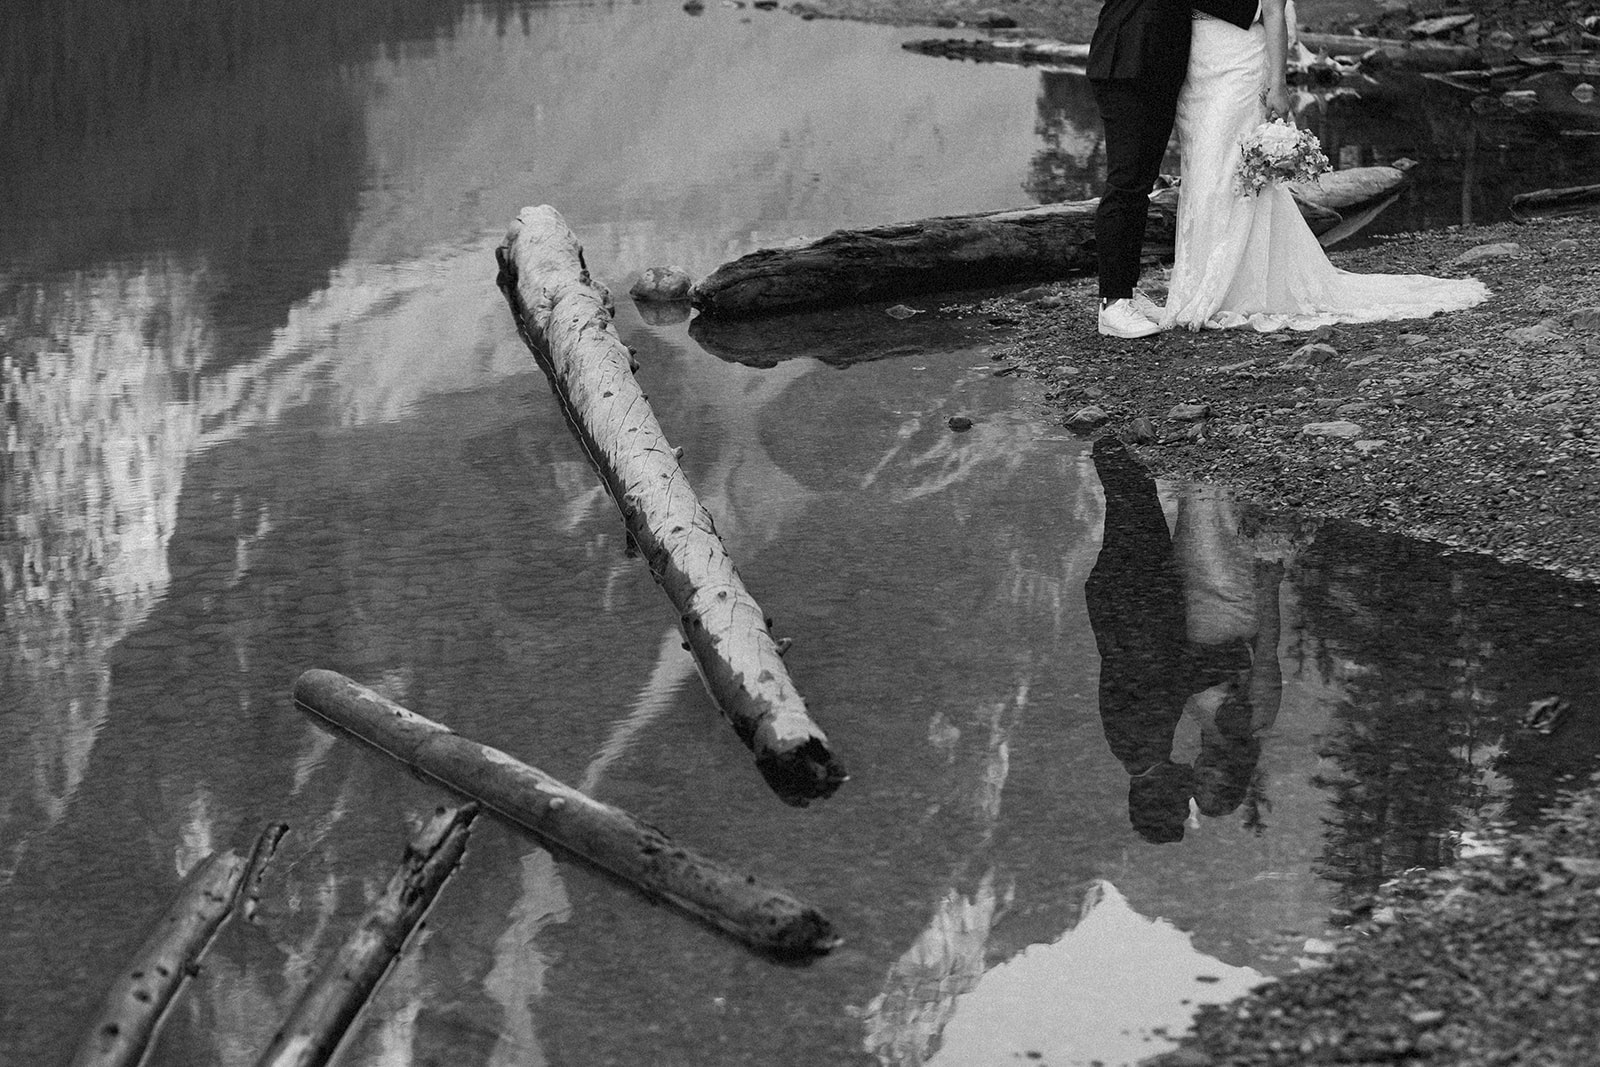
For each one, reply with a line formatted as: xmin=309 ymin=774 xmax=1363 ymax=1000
xmin=755 ymin=737 xmax=849 ymax=808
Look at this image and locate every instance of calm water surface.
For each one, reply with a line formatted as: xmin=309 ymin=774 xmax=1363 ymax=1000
xmin=4 ymin=2 xmax=1600 ymax=1065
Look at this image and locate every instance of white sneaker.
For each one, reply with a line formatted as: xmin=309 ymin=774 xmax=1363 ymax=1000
xmin=1130 ymin=288 xmax=1163 ymax=324
xmin=1098 ymin=298 xmax=1161 ymax=339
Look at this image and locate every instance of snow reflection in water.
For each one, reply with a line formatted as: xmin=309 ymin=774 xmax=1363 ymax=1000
xmin=6 ymin=1 xmax=1600 ymax=1065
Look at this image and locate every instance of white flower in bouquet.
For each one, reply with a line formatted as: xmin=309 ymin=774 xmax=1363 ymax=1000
xmin=1235 ymin=118 xmax=1331 ymax=197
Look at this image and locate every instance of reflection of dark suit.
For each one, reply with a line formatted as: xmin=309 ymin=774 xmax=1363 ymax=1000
xmin=1088 ymin=0 xmax=1191 ymax=300
xmin=1085 ymin=439 xmax=1248 ymax=841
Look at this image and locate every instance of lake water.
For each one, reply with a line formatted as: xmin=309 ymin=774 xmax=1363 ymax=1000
xmin=5 ymin=2 xmax=1600 ymax=1065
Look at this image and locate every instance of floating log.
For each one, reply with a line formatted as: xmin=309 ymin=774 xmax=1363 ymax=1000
xmin=255 ymin=805 xmax=478 ymax=1067
xmin=1293 ymin=161 xmax=1415 ymax=213
xmin=293 ymin=669 xmax=841 ymax=956
xmin=901 ymin=37 xmax=1089 ymax=69
xmin=1511 ymin=182 xmax=1600 ymax=220
xmin=497 ymin=204 xmax=845 ymax=804
xmin=69 ymin=850 xmax=251 ymax=1067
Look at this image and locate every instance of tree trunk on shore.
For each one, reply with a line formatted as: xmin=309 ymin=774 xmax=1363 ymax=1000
xmin=292 ymin=669 xmax=842 ymax=957
xmin=69 ymin=851 xmax=251 ymax=1067
xmin=496 ymin=204 xmax=845 ymax=805
xmin=1511 ymin=183 xmax=1600 ymax=220
xmin=688 ymin=191 xmax=1358 ymax=319
xmin=254 ymin=805 xmax=478 ymax=1067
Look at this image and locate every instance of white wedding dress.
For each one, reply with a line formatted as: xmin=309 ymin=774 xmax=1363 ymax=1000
xmin=1160 ymin=10 xmax=1490 ymax=332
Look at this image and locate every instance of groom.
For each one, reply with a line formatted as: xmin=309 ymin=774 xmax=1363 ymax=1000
xmin=1088 ymin=0 xmax=1192 ymax=339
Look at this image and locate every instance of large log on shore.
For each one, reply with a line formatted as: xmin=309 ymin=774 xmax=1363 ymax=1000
xmin=689 ymin=200 xmax=1150 ymax=318
xmin=255 ymin=805 xmax=477 ymax=1067
xmin=69 ymin=851 xmax=250 ymax=1067
xmin=496 ymin=204 xmax=844 ymax=805
xmin=690 ymin=191 xmax=1358 ymax=318
xmin=293 ymin=669 xmax=842 ymax=956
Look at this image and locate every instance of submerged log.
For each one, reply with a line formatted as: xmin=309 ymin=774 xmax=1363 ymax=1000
xmin=901 ymin=37 xmax=1090 ymax=69
xmin=69 ymin=851 xmax=251 ymax=1067
xmin=293 ymin=669 xmax=842 ymax=956
xmin=497 ymin=204 xmax=844 ymax=804
xmin=1511 ymin=182 xmax=1600 ymax=219
xmin=255 ymin=805 xmax=477 ymax=1067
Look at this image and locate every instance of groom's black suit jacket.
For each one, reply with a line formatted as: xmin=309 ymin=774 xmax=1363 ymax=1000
xmin=1087 ymin=0 xmax=1192 ymax=82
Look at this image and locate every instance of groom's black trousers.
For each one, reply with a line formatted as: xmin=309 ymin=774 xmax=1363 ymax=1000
xmin=1091 ymin=77 xmax=1183 ymax=301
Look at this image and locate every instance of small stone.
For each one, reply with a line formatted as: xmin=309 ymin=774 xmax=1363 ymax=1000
xmin=1123 ymin=415 xmax=1159 ymax=444
xmin=1397 ymin=333 xmax=1427 ymax=346
xmin=1302 ymin=420 xmax=1363 ymax=439
xmin=1573 ymin=83 xmax=1596 ymax=105
xmin=630 ymin=265 xmax=694 ymax=302
xmin=1354 ymin=438 xmax=1388 ymax=455
xmin=1509 ymin=320 xmax=1560 ymax=345
xmin=1290 ymin=342 xmax=1339 ymax=366
xmin=1167 ymin=402 xmax=1211 ymax=421
xmin=1554 ymin=239 xmax=1582 ymax=253
xmin=1348 ymin=353 xmax=1382 ymax=367
xmin=1409 ymin=1010 xmax=1446 ymax=1027
xmin=1082 ymin=384 xmax=1106 ymax=400
xmin=947 ymin=415 xmax=974 ymax=432
xmin=1066 ymin=406 xmax=1109 ymax=434
xmin=1572 ymin=308 xmax=1600 ymax=333
xmin=1337 ymin=401 xmax=1374 ymax=416
xmin=1452 ymin=241 xmax=1523 ymax=266
xmin=885 ymin=304 xmax=920 ymax=319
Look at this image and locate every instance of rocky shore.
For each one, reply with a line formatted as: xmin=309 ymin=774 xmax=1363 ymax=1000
xmin=971 ymin=215 xmax=1600 ymax=585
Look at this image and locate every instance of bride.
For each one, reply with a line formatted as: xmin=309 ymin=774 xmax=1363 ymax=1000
xmin=1158 ymin=0 xmax=1490 ymax=332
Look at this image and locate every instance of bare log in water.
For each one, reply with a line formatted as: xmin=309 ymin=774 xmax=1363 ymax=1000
xmin=1294 ymin=162 xmax=1414 ymax=213
xmin=1511 ymin=183 xmax=1600 ymax=220
xmin=496 ymin=204 xmax=844 ymax=804
xmin=69 ymin=850 xmax=251 ymax=1067
xmin=254 ymin=805 xmax=477 ymax=1067
xmin=293 ymin=669 xmax=842 ymax=956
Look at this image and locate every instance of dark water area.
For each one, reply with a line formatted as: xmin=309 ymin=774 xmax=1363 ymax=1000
xmin=5 ymin=1 xmax=1600 ymax=1065
xmin=1024 ymin=61 xmax=1600 ymax=238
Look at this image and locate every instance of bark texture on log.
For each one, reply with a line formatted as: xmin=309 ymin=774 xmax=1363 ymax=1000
xmin=688 ymin=191 xmax=1367 ymax=318
xmin=293 ymin=670 xmax=842 ymax=956
xmin=497 ymin=204 xmax=844 ymax=805
xmin=689 ymin=200 xmax=1123 ymax=318
xmin=69 ymin=851 xmax=250 ymax=1067
xmin=255 ymin=805 xmax=477 ymax=1067
xmin=1511 ymin=183 xmax=1600 ymax=220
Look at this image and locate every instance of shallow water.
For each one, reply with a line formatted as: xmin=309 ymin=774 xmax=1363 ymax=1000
xmin=4 ymin=2 xmax=1600 ymax=1065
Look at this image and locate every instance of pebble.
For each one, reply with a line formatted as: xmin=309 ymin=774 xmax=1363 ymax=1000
xmin=1167 ymin=402 xmax=1212 ymax=421
xmin=629 ymin=265 xmax=693 ymax=302
xmin=1452 ymin=242 xmax=1523 ymax=265
xmin=1065 ymin=406 xmax=1108 ymax=433
xmin=947 ymin=415 xmax=974 ymax=432
xmin=885 ymin=304 xmax=920 ymax=319
xmin=1302 ymin=420 xmax=1364 ymax=438
xmin=1290 ymin=342 xmax=1339 ymax=366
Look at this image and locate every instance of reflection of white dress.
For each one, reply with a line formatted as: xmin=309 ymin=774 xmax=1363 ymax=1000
xmin=1160 ymin=13 xmax=1490 ymax=332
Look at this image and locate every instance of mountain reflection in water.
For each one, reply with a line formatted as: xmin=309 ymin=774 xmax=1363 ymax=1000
xmin=5 ymin=1 xmax=1600 ymax=1064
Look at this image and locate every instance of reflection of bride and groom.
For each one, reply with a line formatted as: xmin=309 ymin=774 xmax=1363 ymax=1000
xmin=1086 ymin=437 xmax=1289 ymax=843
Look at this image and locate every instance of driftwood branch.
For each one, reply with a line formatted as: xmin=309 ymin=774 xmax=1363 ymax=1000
xmin=69 ymin=850 xmax=251 ymax=1067
xmin=293 ymin=669 xmax=842 ymax=956
xmin=1511 ymin=182 xmax=1600 ymax=220
xmin=254 ymin=805 xmax=478 ymax=1067
xmin=496 ymin=204 xmax=844 ymax=804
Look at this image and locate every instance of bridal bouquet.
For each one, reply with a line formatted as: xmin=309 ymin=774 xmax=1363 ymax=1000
xmin=1235 ymin=118 xmax=1330 ymax=196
